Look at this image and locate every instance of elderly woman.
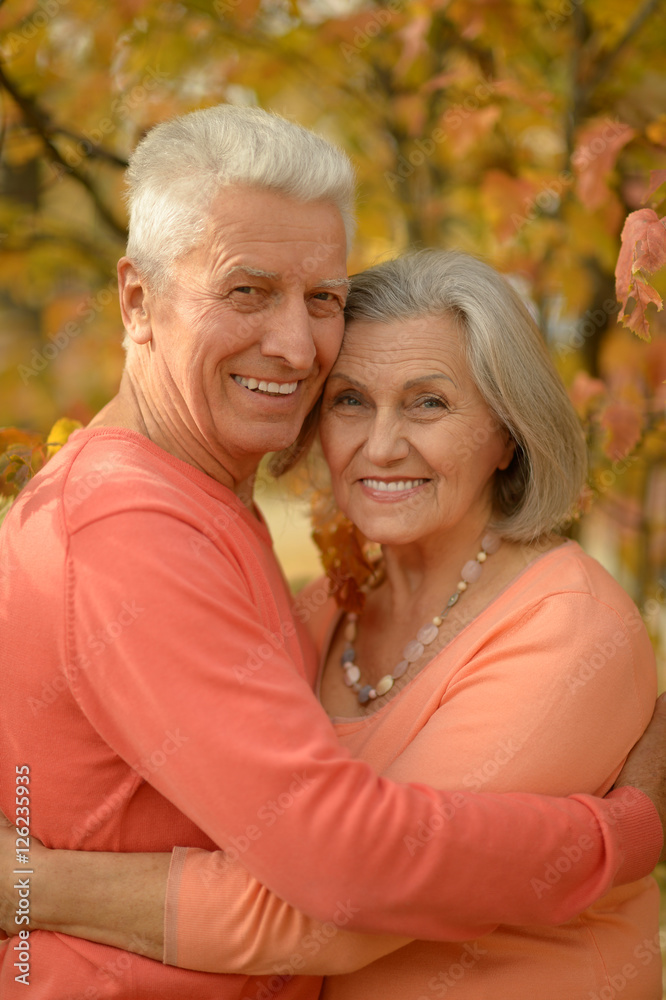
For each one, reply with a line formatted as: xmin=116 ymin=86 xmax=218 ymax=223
xmin=2 ymin=249 xmax=661 ymax=998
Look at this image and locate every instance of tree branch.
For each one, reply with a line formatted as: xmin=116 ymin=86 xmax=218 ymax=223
xmin=579 ymin=0 xmax=664 ymax=109
xmin=0 ymin=61 xmax=127 ymax=241
xmin=54 ymin=128 xmax=128 ymax=169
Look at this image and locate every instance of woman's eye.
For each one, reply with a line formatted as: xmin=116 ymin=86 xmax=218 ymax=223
xmin=418 ymin=396 xmax=447 ymax=409
xmin=333 ymin=393 xmax=362 ymax=407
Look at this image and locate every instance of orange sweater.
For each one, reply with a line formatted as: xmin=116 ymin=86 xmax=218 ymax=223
xmin=167 ymin=545 xmax=661 ymax=999
xmin=0 ymin=428 xmax=661 ymax=999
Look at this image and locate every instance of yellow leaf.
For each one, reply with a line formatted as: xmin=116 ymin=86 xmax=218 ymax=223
xmin=46 ymin=418 xmax=83 ymax=458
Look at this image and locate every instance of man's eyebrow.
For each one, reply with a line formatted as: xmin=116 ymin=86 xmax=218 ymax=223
xmin=316 ymin=277 xmax=352 ymax=291
xmin=218 ymin=265 xmax=280 ymax=281
xmin=217 ymin=267 xmax=350 ymax=291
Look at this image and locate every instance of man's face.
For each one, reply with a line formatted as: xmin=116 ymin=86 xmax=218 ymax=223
xmin=138 ymin=185 xmax=348 ymax=476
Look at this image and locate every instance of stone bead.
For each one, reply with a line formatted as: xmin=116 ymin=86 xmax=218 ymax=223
xmin=403 ymin=639 xmax=425 ymax=662
xmin=344 ymin=621 xmax=357 ymax=642
xmin=344 ymin=665 xmax=361 ymax=685
xmin=358 ymin=685 xmax=373 ymax=704
xmin=376 ymin=675 xmax=394 ymax=696
xmin=481 ymin=532 xmax=501 ymax=554
xmin=417 ymin=623 xmax=439 ymax=645
xmin=368 ymin=689 xmax=377 ymax=699
xmin=432 ymin=615 xmax=443 ymax=627
xmin=457 ymin=580 xmax=468 ymax=591
xmin=461 ymin=559 xmax=482 ymax=583
xmin=392 ymin=659 xmax=410 ymax=679
xmin=477 ymin=550 xmax=487 ymax=562
xmin=341 ymin=648 xmax=356 ymax=664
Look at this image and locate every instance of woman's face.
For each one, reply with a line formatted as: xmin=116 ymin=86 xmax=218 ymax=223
xmin=319 ymin=314 xmax=515 ymax=549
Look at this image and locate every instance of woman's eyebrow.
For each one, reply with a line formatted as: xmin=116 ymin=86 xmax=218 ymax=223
xmin=404 ymin=373 xmax=456 ymax=389
xmin=327 ymin=373 xmax=366 ymax=389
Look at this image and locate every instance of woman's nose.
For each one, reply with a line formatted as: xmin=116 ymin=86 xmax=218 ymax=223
xmin=362 ymin=409 xmax=410 ymax=466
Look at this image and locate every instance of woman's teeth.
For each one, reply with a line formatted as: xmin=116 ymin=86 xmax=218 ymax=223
xmin=362 ymin=479 xmax=427 ymax=492
xmin=233 ymin=375 xmax=298 ymax=396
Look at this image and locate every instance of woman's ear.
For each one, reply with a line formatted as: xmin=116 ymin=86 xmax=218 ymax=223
xmin=117 ymin=257 xmax=152 ymax=346
xmin=498 ymin=432 xmax=516 ymax=471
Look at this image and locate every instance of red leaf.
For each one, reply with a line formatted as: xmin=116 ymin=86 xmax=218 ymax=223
xmin=642 ymin=169 xmax=666 ymax=204
xmin=600 ymin=400 xmax=644 ymax=460
xmin=394 ymin=13 xmax=431 ymax=79
xmin=624 ymin=278 xmax=663 ymax=341
xmin=632 ymin=219 xmax=666 ymax=274
xmin=573 ymin=119 xmax=635 ymax=211
xmin=568 ymin=371 xmax=606 ymax=418
xmin=615 ymin=209 xmax=665 ymax=335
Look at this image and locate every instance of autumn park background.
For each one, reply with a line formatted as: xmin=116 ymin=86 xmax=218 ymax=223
xmin=1 ymin=0 xmax=666 ymax=984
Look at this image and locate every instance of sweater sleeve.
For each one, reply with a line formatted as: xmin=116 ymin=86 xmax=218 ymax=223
xmin=67 ymin=513 xmax=663 ymax=947
xmin=164 ymin=592 xmax=662 ymax=974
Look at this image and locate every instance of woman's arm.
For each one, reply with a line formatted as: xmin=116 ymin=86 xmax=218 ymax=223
xmin=3 ymin=612 xmax=665 ymax=975
xmin=51 ymin=513 xmax=662 ymax=942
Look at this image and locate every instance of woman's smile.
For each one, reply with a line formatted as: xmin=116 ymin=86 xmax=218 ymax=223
xmin=320 ymin=313 xmax=515 ymax=549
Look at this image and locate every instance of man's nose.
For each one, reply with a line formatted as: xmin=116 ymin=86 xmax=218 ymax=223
xmin=362 ymin=408 xmax=410 ymax=465
xmin=260 ymin=298 xmax=317 ymax=371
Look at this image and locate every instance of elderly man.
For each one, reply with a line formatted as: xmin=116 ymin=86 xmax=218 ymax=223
xmin=0 ymin=105 xmax=663 ymax=998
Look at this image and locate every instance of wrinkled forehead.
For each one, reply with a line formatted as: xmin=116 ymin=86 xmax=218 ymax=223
xmin=338 ymin=313 xmax=466 ymax=366
xmin=198 ymin=185 xmax=348 ymax=272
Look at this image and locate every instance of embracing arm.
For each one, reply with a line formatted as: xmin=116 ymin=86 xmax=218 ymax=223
xmin=159 ymin=589 xmax=665 ymax=974
xmin=5 ymin=594 xmax=665 ymax=974
xmin=6 ymin=515 xmax=660 ymax=968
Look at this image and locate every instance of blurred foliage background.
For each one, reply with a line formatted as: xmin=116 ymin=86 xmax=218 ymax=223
xmin=2 ymin=0 xmax=666 ymax=987
xmin=1 ymin=0 xmax=665 ymax=614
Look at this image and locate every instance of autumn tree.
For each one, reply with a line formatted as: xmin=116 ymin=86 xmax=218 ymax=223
xmin=1 ymin=0 xmax=665 ymax=612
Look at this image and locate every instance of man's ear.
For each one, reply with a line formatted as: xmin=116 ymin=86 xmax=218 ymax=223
xmin=118 ymin=257 xmax=153 ymax=346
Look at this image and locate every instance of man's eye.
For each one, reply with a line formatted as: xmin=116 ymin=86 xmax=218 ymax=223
xmin=234 ymin=286 xmax=258 ymax=295
xmin=334 ymin=393 xmax=362 ymax=406
xmin=313 ymin=291 xmax=335 ymax=301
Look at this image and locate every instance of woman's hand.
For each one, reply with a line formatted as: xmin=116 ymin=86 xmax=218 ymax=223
xmin=615 ymin=692 xmax=666 ymax=862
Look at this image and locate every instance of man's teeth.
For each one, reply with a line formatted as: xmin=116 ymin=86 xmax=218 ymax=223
xmin=233 ymin=375 xmax=298 ymax=395
xmin=362 ymin=479 xmax=427 ymax=492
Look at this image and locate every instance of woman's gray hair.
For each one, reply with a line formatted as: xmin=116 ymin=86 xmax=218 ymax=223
xmin=342 ymin=249 xmax=587 ymax=542
xmin=125 ymin=104 xmax=356 ymax=289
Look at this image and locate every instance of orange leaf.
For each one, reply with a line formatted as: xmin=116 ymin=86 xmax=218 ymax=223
xmin=573 ymin=119 xmax=635 ymax=211
xmin=632 ymin=219 xmax=666 ymax=274
xmin=480 ymin=169 xmax=539 ymax=243
xmin=642 ymin=169 xmax=666 ymax=205
xmin=624 ymin=278 xmax=663 ymax=341
xmin=394 ymin=12 xmax=432 ymax=79
xmin=600 ymin=400 xmax=644 ymax=460
xmin=568 ymin=371 xmax=606 ymax=419
xmin=615 ymin=208 xmax=666 ymax=338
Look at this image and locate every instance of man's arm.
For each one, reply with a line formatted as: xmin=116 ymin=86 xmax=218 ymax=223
xmin=56 ymin=511 xmax=663 ymax=941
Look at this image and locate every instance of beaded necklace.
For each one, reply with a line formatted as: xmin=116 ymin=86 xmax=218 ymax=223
xmin=340 ymin=532 xmax=501 ymax=705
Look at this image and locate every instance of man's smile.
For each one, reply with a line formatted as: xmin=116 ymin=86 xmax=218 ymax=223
xmin=232 ymin=374 xmax=299 ymax=396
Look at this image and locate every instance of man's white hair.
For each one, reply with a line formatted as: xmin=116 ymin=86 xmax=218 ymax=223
xmin=125 ymin=104 xmax=356 ymax=289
